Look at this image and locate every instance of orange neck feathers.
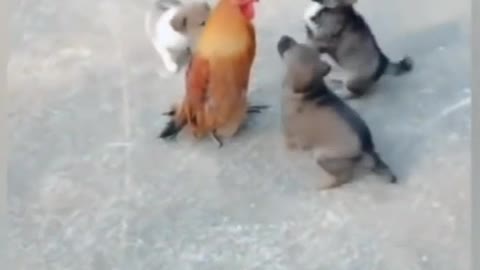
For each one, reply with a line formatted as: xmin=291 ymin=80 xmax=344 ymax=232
xmin=220 ymin=0 xmax=257 ymax=21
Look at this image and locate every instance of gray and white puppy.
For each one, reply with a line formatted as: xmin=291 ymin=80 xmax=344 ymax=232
xmin=277 ymin=35 xmax=397 ymax=188
xmin=304 ymin=0 xmax=413 ymax=98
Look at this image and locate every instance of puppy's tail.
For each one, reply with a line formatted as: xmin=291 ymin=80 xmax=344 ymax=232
xmin=359 ymin=151 xmax=397 ymax=183
xmin=385 ymin=56 xmax=414 ymax=76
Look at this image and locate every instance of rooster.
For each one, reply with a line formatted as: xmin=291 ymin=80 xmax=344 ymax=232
xmin=159 ymin=0 xmax=266 ymax=147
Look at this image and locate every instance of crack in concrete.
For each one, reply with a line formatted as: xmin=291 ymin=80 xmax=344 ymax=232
xmin=103 ymin=7 xmax=133 ymax=192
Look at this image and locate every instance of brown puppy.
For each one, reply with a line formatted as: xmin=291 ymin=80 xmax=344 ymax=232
xmin=277 ymin=35 xmax=397 ymax=188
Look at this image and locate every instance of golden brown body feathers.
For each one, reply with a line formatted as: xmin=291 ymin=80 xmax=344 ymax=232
xmin=163 ymin=0 xmax=257 ymax=140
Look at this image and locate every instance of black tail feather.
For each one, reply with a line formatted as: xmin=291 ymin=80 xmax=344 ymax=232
xmin=162 ymin=110 xmax=176 ymax=116
xmin=159 ymin=119 xmax=184 ymax=139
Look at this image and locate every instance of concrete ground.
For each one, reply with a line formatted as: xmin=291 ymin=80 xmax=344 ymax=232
xmin=7 ymin=0 xmax=471 ymax=269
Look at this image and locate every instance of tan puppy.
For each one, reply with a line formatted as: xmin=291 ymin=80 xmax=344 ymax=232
xmin=144 ymin=0 xmax=210 ymax=73
xmin=277 ymin=35 xmax=397 ymax=188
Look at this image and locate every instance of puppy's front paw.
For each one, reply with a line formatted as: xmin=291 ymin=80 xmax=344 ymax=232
xmin=164 ymin=62 xmax=179 ymax=73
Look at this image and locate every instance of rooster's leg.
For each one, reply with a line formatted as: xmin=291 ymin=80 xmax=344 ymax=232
xmin=210 ymin=131 xmax=224 ymax=148
xmin=247 ymin=105 xmax=269 ymax=114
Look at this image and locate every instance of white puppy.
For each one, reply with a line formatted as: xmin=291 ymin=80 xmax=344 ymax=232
xmin=144 ymin=0 xmax=210 ymax=73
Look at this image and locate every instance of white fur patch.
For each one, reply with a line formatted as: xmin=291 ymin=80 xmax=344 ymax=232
xmin=145 ymin=6 xmax=190 ymax=73
xmin=303 ymin=2 xmax=323 ymax=22
xmin=154 ymin=8 xmax=189 ymax=49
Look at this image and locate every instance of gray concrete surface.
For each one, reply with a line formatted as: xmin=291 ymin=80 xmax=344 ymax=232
xmin=7 ymin=0 xmax=471 ymax=269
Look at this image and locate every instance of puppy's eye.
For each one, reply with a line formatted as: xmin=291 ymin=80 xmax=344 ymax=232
xmin=200 ymin=21 xmax=206 ymax=26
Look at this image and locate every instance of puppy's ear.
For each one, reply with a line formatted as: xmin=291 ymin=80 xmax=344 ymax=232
xmin=202 ymin=2 xmax=211 ymax=12
xmin=170 ymin=14 xmax=187 ymax=33
xmin=277 ymin=35 xmax=297 ymax=57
